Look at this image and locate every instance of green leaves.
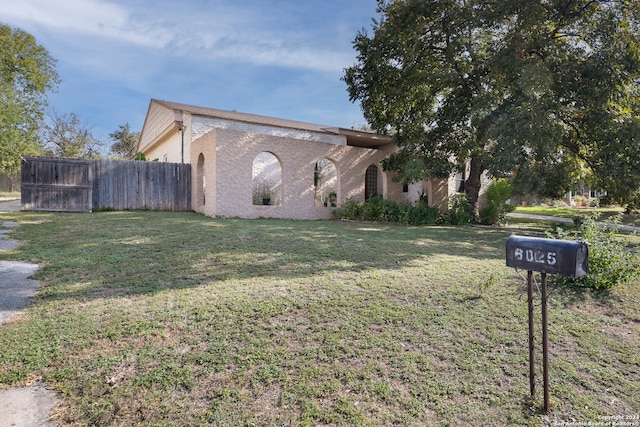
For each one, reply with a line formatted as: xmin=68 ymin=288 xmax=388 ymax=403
xmin=42 ymin=110 xmax=104 ymax=159
xmin=479 ymin=178 xmax=515 ymax=225
xmin=0 ymin=25 xmax=59 ymax=174
xmin=109 ymin=123 xmax=140 ymax=160
xmin=550 ymin=215 xmax=640 ymax=289
xmin=344 ymin=0 xmax=640 ymax=211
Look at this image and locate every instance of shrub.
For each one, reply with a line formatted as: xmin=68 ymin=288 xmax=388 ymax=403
xmin=408 ymin=201 xmax=441 ymax=225
xmin=332 ymin=198 xmax=362 ymax=220
xmin=549 ymin=215 xmax=640 ymax=290
xmin=625 ymin=190 xmax=640 ymax=214
xmin=440 ymin=194 xmax=472 ymax=225
xmin=361 ymin=196 xmax=385 ymax=221
xmin=480 ymin=178 xmax=515 ymax=225
xmin=479 ymin=203 xmax=501 ymax=225
xmin=598 ymin=194 xmax=617 ymax=207
xmin=332 ymin=197 xmax=440 ymax=226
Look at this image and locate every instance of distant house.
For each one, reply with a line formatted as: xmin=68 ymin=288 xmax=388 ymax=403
xmin=138 ymin=99 xmax=453 ymax=220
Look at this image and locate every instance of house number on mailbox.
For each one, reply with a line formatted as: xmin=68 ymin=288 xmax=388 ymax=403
xmin=514 ymin=248 xmax=557 ymax=266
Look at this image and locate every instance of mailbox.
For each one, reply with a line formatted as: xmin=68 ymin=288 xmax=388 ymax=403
xmin=506 ymin=235 xmax=588 ymax=278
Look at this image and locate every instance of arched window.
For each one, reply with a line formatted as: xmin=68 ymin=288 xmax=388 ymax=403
xmin=196 ymin=153 xmax=205 ymax=207
xmin=314 ymin=158 xmax=338 ymax=207
xmin=252 ymin=152 xmax=282 ymax=205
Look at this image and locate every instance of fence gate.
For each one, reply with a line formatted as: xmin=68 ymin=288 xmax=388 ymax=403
xmin=21 ymin=157 xmax=92 ymax=212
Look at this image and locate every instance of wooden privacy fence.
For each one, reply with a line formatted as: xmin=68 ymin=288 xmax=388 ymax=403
xmin=21 ymin=157 xmax=191 ymax=212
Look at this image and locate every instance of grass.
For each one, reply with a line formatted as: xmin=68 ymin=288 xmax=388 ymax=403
xmin=509 ymin=205 xmax=640 ymax=234
xmin=0 ymin=210 xmax=638 ymax=426
xmin=513 ymin=206 xmax=624 ymax=219
xmin=513 ymin=205 xmax=640 ymax=226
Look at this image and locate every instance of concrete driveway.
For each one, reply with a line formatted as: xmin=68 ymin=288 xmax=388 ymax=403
xmin=0 ymin=198 xmax=21 ymax=213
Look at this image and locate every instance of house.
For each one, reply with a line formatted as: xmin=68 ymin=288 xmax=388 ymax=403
xmin=138 ymin=99 xmax=452 ymax=220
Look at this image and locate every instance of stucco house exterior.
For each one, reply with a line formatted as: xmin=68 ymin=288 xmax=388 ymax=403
xmin=138 ymin=99 xmax=453 ymax=220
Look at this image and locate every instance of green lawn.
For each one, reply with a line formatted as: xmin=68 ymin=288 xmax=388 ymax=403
xmin=514 ymin=205 xmax=635 ymax=221
xmin=511 ymin=205 xmax=640 ymax=231
xmin=0 ymin=211 xmax=638 ymax=426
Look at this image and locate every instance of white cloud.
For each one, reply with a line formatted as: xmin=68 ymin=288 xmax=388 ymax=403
xmin=193 ymin=38 xmax=354 ymax=73
xmin=2 ymin=0 xmax=166 ymax=47
xmin=2 ymin=0 xmax=357 ymax=73
xmin=1 ymin=0 xmax=375 ymax=135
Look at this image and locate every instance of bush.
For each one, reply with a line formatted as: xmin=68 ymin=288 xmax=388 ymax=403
xmin=479 ymin=203 xmax=501 ymax=225
xmin=440 ymin=194 xmax=472 ymax=225
xmin=360 ymin=196 xmax=411 ymax=223
xmin=550 ymin=215 xmax=640 ymax=290
xmin=480 ymin=178 xmax=515 ymax=225
xmin=625 ymin=190 xmax=640 ymax=213
xmin=332 ymin=198 xmax=362 ymax=220
xmin=598 ymin=194 xmax=617 ymax=207
xmin=332 ymin=197 xmax=440 ymax=226
xmin=408 ymin=201 xmax=441 ymax=225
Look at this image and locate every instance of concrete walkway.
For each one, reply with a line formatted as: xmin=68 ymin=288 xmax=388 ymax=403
xmin=0 ymin=259 xmax=40 ymax=324
xmin=0 ymin=201 xmax=60 ymax=427
xmin=0 ymin=384 xmax=59 ymax=427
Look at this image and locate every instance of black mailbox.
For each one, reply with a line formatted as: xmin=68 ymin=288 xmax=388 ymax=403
xmin=506 ymin=235 xmax=588 ymax=278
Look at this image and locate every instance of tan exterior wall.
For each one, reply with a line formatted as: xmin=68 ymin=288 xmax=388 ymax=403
xmin=427 ymin=178 xmax=450 ymax=211
xmin=190 ymin=128 xmax=404 ymax=220
xmin=144 ymin=131 xmax=180 ymax=163
xmin=140 ymin=101 xmax=456 ymax=220
xmin=139 ymin=105 xmax=193 ymax=164
xmin=139 ymin=102 xmax=176 ymax=149
xmin=191 ymin=131 xmax=217 ymax=217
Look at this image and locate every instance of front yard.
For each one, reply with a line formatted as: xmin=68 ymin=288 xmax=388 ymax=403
xmin=0 ymin=210 xmax=638 ymax=425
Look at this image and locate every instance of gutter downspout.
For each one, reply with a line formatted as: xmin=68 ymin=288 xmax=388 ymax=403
xmin=175 ymin=121 xmax=185 ymax=163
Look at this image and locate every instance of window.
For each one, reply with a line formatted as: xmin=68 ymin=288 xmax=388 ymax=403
xmin=314 ymin=158 xmax=338 ymax=207
xmin=252 ymin=152 xmax=282 ymax=205
xmin=454 ymin=172 xmax=465 ymax=193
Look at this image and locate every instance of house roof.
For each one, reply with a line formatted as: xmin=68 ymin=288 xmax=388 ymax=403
xmin=151 ymin=99 xmax=393 ymax=149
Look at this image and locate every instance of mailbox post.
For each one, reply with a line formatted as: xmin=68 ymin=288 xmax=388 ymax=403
xmin=506 ymin=236 xmax=588 ymax=412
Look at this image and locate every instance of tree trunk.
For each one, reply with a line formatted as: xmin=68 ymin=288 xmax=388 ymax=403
xmin=465 ymin=156 xmax=485 ymax=223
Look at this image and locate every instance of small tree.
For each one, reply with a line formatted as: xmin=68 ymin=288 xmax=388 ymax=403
xmin=42 ymin=110 xmax=103 ymax=158
xmin=480 ymin=178 xmax=515 ymax=225
xmin=109 ymin=123 xmax=140 ymax=159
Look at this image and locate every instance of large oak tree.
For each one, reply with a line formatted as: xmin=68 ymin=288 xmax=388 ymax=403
xmin=344 ymin=0 xmax=640 ymax=217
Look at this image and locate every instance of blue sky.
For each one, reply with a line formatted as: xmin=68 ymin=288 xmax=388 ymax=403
xmin=2 ymin=0 xmax=379 ymax=143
